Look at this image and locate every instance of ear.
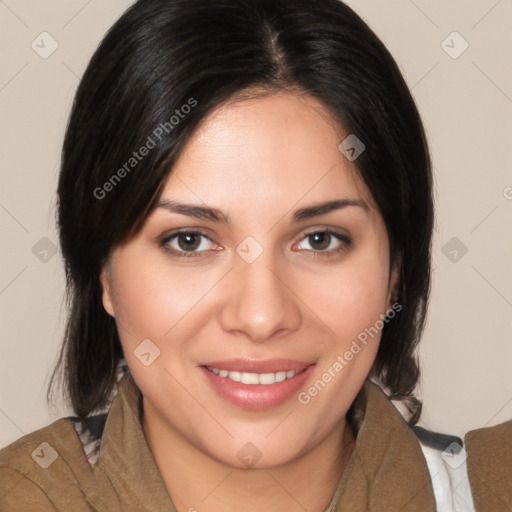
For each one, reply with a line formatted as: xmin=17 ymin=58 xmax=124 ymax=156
xmin=99 ymin=261 xmax=115 ymax=318
xmin=386 ymin=256 xmax=401 ymax=309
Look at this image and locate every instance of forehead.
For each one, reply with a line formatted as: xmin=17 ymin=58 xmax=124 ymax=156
xmin=161 ymin=92 xmax=373 ymax=215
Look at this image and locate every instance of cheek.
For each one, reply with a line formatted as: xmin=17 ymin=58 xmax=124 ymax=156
xmin=108 ymin=252 xmax=201 ymax=351
xmin=302 ymin=249 xmax=391 ymax=344
xmin=295 ymin=250 xmax=391 ymax=424
xmin=110 ymin=271 xmax=169 ymax=342
xmin=107 ymin=248 xmax=233 ymax=380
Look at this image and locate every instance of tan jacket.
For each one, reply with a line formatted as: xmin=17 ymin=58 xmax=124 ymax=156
xmin=1 ymin=372 xmax=510 ymax=511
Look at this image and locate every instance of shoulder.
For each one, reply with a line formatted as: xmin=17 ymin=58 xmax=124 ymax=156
xmin=0 ymin=363 xmax=127 ymax=510
xmin=0 ymin=417 xmax=73 ymax=471
xmin=0 ymin=466 xmax=57 ymax=511
xmin=464 ymin=420 xmax=512 ymax=511
xmin=0 ymin=417 xmax=92 ymax=511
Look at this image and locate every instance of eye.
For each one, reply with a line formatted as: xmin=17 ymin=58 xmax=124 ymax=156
xmin=161 ymin=230 xmax=218 ymax=258
xmin=294 ymin=229 xmax=351 ymax=256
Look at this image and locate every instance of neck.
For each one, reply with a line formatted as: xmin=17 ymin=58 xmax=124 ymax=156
xmin=142 ymin=400 xmax=356 ymax=512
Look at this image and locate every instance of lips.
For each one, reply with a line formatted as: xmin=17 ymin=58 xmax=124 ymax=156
xmin=199 ymin=358 xmax=316 ymax=409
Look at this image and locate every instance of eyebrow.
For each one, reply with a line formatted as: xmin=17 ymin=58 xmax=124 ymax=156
xmin=291 ymin=198 xmax=369 ymax=222
xmin=156 ymin=198 xmax=369 ymax=224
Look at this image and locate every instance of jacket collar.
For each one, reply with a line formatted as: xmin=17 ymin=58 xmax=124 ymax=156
xmin=97 ymin=373 xmax=436 ymax=511
xmin=95 ymin=372 xmax=177 ymax=511
xmin=326 ymin=380 xmax=436 ymax=511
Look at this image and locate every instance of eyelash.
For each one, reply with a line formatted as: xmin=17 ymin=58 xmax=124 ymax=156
xmin=160 ymin=229 xmax=352 ymax=259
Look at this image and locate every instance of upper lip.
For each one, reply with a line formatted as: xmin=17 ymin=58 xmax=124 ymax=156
xmin=201 ymin=358 xmax=314 ymax=373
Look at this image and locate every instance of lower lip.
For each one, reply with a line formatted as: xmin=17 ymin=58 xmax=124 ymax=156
xmin=200 ymin=365 xmax=315 ymax=410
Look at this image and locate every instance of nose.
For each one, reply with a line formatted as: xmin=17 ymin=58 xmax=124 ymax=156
xmin=219 ymin=249 xmax=302 ymax=343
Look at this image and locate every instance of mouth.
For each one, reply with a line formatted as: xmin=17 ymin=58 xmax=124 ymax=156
xmin=199 ymin=359 xmax=315 ymax=409
xmin=204 ymin=366 xmax=306 ymax=385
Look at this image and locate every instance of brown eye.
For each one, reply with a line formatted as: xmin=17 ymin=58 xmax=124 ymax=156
xmin=294 ymin=229 xmax=351 ymax=256
xmin=161 ymin=230 xmax=216 ymax=258
xmin=176 ymin=233 xmax=202 ymax=251
xmin=308 ymin=232 xmax=332 ymax=251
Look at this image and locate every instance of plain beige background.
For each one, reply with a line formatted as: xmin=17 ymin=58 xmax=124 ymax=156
xmin=1 ymin=0 xmax=511 ymax=448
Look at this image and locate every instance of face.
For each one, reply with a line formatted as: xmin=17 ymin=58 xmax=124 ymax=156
xmin=100 ymin=91 xmax=398 ymax=469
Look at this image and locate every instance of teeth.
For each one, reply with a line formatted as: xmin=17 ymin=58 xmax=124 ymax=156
xmin=229 ymin=371 xmax=241 ymax=382
xmin=259 ymin=372 xmax=277 ymax=385
xmin=206 ymin=367 xmax=301 ymax=385
xmin=240 ymin=372 xmax=259 ymax=385
xmin=275 ymin=371 xmax=287 ymax=383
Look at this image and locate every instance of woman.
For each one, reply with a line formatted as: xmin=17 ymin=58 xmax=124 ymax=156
xmin=1 ymin=0 xmax=510 ymax=511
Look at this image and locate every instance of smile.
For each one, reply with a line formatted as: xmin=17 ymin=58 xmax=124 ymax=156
xmin=205 ymin=366 xmax=303 ymax=385
xmin=200 ymin=361 xmax=316 ymax=409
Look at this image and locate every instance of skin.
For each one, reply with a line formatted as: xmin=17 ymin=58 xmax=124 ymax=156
xmin=100 ymin=91 xmax=399 ymax=512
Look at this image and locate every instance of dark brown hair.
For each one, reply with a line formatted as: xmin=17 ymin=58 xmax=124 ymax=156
xmin=49 ymin=0 xmax=433 ymax=426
